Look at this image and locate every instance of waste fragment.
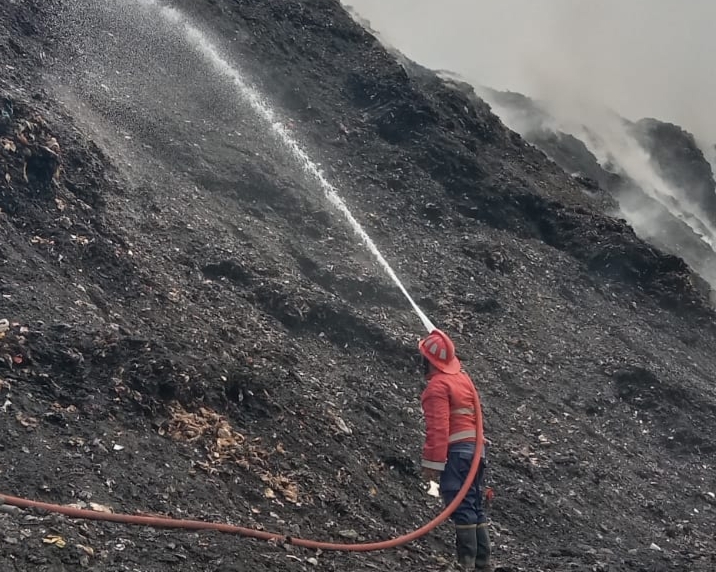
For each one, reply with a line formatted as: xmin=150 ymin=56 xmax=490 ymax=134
xmin=0 ymin=138 xmax=16 ymax=152
xmin=338 ymin=529 xmax=359 ymax=540
xmin=0 ymin=504 xmax=23 ymax=516
xmin=16 ymin=412 xmax=39 ymax=429
xmin=427 ymin=480 xmax=440 ymax=498
xmin=89 ymin=502 xmax=113 ymax=513
xmin=43 ymin=535 xmax=67 ymax=548
xmin=333 ymin=415 xmax=352 ymax=436
xmin=485 ymin=487 xmax=495 ymax=503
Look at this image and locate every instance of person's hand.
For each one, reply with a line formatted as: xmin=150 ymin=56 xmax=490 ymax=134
xmin=421 ymin=467 xmax=441 ymax=481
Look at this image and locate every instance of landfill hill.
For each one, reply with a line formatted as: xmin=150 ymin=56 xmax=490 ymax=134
xmin=1 ymin=1 xmax=715 ymax=571
xmin=472 ymin=85 xmax=716 ymax=293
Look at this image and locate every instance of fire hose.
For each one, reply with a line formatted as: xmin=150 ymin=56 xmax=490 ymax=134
xmin=0 ymin=390 xmax=483 ymax=553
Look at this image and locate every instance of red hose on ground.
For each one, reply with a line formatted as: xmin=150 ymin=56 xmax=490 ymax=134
xmin=0 ymin=391 xmax=483 ymax=552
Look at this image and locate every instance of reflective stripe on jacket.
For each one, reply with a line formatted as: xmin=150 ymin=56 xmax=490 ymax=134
xmin=420 ymin=370 xmax=480 ymax=471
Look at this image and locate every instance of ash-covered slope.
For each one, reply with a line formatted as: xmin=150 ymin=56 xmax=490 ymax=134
xmin=1 ymin=1 xmax=716 ymax=571
xmin=475 ymin=85 xmax=716 ymax=293
xmin=633 ymin=118 xmax=716 ymax=219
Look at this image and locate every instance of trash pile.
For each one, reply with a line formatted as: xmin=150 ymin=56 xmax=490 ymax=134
xmin=0 ymin=319 xmax=29 ymax=372
xmin=1 ymin=97 xmax=62 ymax=206
xmin=160 ymin=403 xmax=301 ymax=504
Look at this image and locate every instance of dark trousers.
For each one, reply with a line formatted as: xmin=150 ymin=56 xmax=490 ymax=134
xmin=440 ymin=442 xmax=487 ymax=526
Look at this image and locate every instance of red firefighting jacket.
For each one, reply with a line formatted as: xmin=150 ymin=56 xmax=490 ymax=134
xmin=420 ymin=370 xmax=480 ymax=471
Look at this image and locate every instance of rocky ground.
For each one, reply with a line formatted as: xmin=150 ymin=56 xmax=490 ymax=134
xmin=1 ymin=0 xmax=715 ymax=571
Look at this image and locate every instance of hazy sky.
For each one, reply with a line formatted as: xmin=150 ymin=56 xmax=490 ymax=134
xmin=345 ymin=0 xmax=716 ymax=143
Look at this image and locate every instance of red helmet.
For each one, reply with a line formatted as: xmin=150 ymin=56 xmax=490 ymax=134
xmin=418 ymin=329 xmax=461 ymax=374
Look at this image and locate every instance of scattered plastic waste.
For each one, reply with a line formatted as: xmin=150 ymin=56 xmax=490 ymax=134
xmin=43 ymin=535 xmax=67 ymax=548
xmin=89 ymin=502 xmax=113 ymax=513
xmin=427 ymin=480 xmax=440 ymax=498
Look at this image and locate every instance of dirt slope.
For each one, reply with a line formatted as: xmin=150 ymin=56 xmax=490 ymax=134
xmin=475 ymin=86 xmax=716 ymax=293
xmin=1 ymin=1 xmax=715 ymax=571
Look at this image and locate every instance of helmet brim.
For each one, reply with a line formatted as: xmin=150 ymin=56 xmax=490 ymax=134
xmin=432 ymin=356 xmax=461 ymax=374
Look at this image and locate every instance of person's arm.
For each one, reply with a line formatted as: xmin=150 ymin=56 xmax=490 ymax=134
xmin=421 ymin=379 xmax=450 ymax=474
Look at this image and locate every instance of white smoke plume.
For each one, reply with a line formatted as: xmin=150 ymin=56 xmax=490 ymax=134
xmin=343 ymin=0 xmax=716 ymax=147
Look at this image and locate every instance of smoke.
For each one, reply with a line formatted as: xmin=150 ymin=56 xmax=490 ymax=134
xmin=487 ymin=91 xmax=716 ymax=247
xmin=344 ymin=0 xmax=716 ymax=290
xmin=343 ymin=0 xmax=716 ymax=146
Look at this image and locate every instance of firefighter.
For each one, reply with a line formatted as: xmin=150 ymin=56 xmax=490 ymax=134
xmin=419 ymin=329 xmax=491 ymax=571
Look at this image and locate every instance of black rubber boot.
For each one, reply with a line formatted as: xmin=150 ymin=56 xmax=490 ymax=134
xmin=455 ymin=525 xmax=478 ymax=569
xmin=475 ymin=523 xmax=492 ymax=571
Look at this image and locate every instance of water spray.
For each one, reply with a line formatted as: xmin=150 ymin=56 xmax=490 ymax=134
xmin=142 ymin=0 xmax=435 ymax=333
